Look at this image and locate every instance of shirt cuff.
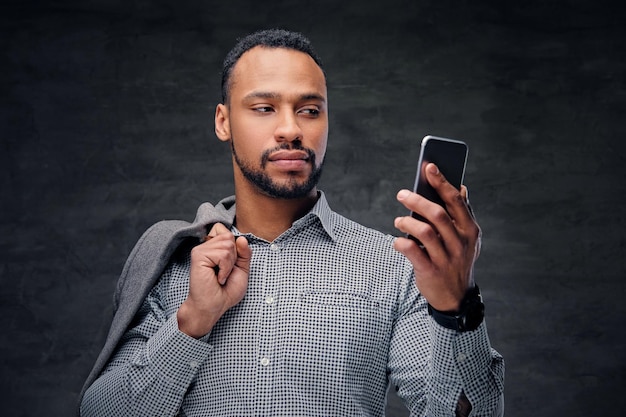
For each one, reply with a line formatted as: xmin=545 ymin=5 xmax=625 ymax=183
xmin=430 ymin=319 xmax=496 ymax=404
xmin=145 ymin=314 xmax=214 ymax=387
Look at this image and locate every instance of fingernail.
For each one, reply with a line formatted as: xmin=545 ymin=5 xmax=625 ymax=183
xmin=397 ymin=189 xmax=410 ymax=200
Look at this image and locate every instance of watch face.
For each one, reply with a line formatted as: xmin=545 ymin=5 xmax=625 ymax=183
xmin=462 ymin=299 xmax=485 ymax=332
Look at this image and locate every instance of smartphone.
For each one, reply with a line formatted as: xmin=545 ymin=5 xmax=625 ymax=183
xmin=409 ymin=135 xmax=468 ymax=238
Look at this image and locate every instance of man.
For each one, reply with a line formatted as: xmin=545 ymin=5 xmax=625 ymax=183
xmin=79 ymin=29 xmax=504 ymax=416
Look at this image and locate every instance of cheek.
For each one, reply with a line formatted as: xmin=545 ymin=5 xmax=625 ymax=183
xmin=233 ymin=140 xmax=264 ymax=164
xmin=316 ymin=142 xmax=327 ymax=163
xmin=236 ymin=120 xmax=265 ymax=143
xmin=311 ymin=126 xmax=328 ymax=161
xmin=232 ymin=123 xmax=271 ymax=156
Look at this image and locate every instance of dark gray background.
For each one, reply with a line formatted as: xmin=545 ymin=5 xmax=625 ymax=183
xmin=2 ymin=0 xmax=625 ymax=416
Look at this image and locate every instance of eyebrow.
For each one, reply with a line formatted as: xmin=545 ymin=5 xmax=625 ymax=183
xmin=242 ymin=91 xmax=326 ymax=103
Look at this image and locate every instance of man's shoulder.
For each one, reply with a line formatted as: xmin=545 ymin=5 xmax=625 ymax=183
xmin=322 ymin=210 xmax=412 ymax=277
xmin=326 ymin=210 xmax=400 ymax=251
xmin=315 ymin=193 xmax=393 ymax=243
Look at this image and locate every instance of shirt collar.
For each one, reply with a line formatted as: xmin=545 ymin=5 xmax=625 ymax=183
xmin=304 ymin=191 xmax=337 ymax=241
xmin=214 ymin=191 xmax=337 ymax=242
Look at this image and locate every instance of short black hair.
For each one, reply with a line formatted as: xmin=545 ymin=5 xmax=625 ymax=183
xmin=221 ymin=29 xmax=325 ymax=103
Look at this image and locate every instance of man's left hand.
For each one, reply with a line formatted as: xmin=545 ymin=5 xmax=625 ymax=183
xmin=393 ymin=162 xmax=481 ymax=312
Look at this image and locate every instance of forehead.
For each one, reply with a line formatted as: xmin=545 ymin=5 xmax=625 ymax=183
xmin=229 ymin=46 xmax=327 ymax=99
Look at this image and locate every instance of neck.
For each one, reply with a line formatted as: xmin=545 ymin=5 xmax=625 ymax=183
xmin=234 ymin=184 xmax=319 ymax=242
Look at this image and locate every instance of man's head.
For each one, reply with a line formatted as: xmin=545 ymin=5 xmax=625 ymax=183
xmin=215 ymin=30 xmax=328 ymax=200
xmin=221 ymin=29 xmax=325 ymax=104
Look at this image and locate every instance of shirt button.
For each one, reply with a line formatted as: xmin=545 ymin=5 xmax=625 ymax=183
xmin=189 ymin=360 xmax=200 ymax=369
xmin=265 ymin=295 xmax=275 ymax=305
xmin=456 ymin=353 xmax=467 ymax=363
xmin=260 ymin=357 xmax=270 ymax=366
xmin=269 ymin=243 xmax=280 ymax=252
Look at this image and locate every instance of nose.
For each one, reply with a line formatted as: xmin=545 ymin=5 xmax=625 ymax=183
xmin=274 ymin=111 xmax=303 ymax=143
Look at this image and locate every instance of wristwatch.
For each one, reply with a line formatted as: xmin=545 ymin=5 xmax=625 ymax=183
xmin=427 ymin=285 xmax=485 ymax=332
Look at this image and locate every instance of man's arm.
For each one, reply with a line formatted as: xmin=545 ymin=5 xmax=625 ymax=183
xmin=430 ymin=318 xmax=505 ymax=416
xmin=80 ymin=224 xmax=251 ymax=416
xmin=393 ymin=163 xmax=504 ymax=415
xmin=80 ymin=278 xmax=214 ymax=416
xmin=388 ymin=274 xmax=504 ymax=417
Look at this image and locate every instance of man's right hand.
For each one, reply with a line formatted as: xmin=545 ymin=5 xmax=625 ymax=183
xmin=177 ymin=223 xmax=251 ymax=338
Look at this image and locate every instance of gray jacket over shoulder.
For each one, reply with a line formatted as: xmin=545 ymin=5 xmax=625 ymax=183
xmin=77 ymin=197 xmax=237 ymax=412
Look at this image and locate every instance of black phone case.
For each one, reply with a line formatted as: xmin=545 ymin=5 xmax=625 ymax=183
xmin=409 ymin=135 xmax=468 ymax=240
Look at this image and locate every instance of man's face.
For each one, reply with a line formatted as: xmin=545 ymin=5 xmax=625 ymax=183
xmin=215 ymin=46 xmax=328 ymax=199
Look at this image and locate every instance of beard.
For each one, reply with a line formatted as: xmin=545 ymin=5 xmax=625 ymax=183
xmin=232 ymin=141 xmax=324 ymax=199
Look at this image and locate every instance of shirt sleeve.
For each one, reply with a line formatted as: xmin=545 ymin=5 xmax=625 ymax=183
xmin=80 ymin=262 xmax=213 ymax=417
xmin=388 ymin=269 xmax=505 ymax=417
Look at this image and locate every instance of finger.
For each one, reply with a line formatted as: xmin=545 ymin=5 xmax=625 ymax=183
xmin=395 ymin=189 xmax=450 ymax=254
xmin=195 ymin=234 xmax=237 ymax=285
xmin=217 ymin=237 xmax=250 ymax=289
xmin=393 ymin=234 xmax=430 ymax=270
xmin=395 ymin=198 xmax=461 ymax=264
xmin=424 ymin=163 xmax=474 ymax=233
xmin=460 ymin=185 xmax=476 ymax=219
xmin=424 ymin=163 xmax=459 ymax=207
xmin=215 ymin=256 xmax=232 ymax=285
xmin=394 ymin=214 xmax=447 ymax=260
xmin=207 ymin=223 xmax=230 ymax=239
xmin=213 ymin=237 xmax=251 ymax=295
xmin=215 ymin=240 xmax=238 ymax=285
xmin=191 ymin=240 xmax=232 ymax=283
xmin=424 ymin=170 xmax=481 ymax=261
xmin=395 ymin=189 xmax=430 ymax=215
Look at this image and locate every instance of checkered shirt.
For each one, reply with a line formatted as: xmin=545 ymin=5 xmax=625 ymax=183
xmin=80 ymin=193 xmax=504 ymax=416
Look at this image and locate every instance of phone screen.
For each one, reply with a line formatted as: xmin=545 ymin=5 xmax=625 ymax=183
xmin=410 ymin=135 xmax=468 ymax=222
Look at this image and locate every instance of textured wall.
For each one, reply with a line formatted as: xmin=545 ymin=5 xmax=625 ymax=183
xmin=1 ymin=1 xmax=625 ymax=416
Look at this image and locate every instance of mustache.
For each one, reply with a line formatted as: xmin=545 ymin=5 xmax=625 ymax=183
xmin=260 ymin=143 xmax=316 ymax=168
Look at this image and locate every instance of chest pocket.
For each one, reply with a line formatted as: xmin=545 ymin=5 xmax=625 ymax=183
xmin=300 ymin=291 xmax=381 ymax=309
xmin=285 ymin=290 xmax=388 ymax=366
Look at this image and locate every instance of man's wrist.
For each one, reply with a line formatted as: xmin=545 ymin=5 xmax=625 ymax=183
xmin=177 ymin=301 xmax=220 ymax=339
xmin=427 ymin=285 xmax=484 ymax=332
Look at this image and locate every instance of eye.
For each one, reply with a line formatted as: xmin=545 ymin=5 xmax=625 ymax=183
xmin=252 ymin=106 xmax=274 ymax=113
xmin=298 ymin=107 xmax=320 ymax=117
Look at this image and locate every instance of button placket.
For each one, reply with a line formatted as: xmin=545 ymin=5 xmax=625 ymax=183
xmin=255 ymin=240 xmax=283 ymax=412
xmin=258 ymin=241 xmax=282 ymax=370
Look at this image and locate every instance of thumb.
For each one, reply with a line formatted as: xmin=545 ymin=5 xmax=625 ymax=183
xmin=235 ymin=236 xmax=251 ymax=273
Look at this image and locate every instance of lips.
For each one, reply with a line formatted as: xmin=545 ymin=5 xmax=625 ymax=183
xmin=266 ymin=149 xmax=311 ymax=171
xmin=267 ymin=150 xmax=310 ymax=162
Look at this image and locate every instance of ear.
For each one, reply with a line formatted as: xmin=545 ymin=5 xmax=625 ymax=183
xmin=215 ymin=103 xmax=231 ymax=142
